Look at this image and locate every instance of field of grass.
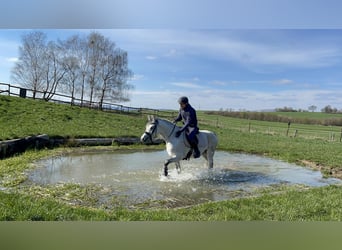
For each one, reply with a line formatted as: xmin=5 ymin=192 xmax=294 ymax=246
xmin=199 ymin=112 xmax=342 ymax=142
xmin=1 ymin=95 xmax=342 ymax=221
xmin=0 ymin=95 xmax=148 ymax=140
xmin=272 ymin=111 xmax=342 ymax=120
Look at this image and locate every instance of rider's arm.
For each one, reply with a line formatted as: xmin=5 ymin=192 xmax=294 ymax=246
xmin=173 ymin=111 xmax=182 ymax=123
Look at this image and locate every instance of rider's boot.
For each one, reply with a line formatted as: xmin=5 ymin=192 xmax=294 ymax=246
xmin=192 ymin=143 xmax=200 ymax=158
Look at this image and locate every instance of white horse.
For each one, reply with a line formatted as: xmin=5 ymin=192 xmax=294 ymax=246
xmin=140 ymin=115 xmax=218 ymax=176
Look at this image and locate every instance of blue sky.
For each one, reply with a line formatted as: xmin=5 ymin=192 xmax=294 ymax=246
xmin=2 ymin=29 xmax=342 ymax=111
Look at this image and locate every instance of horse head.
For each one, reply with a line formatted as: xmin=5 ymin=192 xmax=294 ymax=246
xmin=140 ymin=115 xmax=159 ymax=143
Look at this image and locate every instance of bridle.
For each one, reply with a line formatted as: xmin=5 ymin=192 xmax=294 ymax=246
xmin=143 ymin=120 xmax=158 ymax=143
xmin=143 ymin=119 xmax=177 ymax=142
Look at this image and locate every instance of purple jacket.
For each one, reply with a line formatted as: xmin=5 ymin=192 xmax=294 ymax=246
xmin=174 ymin=104 xmax=198 ymax=132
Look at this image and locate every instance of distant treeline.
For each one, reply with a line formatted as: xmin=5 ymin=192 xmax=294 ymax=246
xmin=205 ymin=111 xmax=342 ymax=126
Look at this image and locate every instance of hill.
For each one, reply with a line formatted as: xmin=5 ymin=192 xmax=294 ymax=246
xmin=0 ymin=95 xmax=147 ymax=140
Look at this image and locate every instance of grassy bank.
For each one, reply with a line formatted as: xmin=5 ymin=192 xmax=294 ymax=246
xmin=1 ymin=95 xmax=342 ymax=220
xmin=0 ymin=95 xmax=147 ymax=140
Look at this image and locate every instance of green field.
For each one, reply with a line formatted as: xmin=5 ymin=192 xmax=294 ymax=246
xmin=0 ymin=95 xmax=147 ymax=140
xmin=200 ymin=112 xmax=342 ymax=142
xmin=1 ymin=95 xmax=342 ymax=221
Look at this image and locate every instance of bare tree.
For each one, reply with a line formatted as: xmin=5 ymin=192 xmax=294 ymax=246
xmin=11 ymin=31 xmax=47 ymax=99
xmin=64 ymin=34 xmax=90 ymax=106
xmin=87 ymin=32 xmax=103 ymax=107
xmin=97 ymin=39 xmax=133 ymax=109
xmin=12 ymin=30 xmax=134 ymax=106
xmin=101 ymin=50 xmax=133 ymax=104
xmin=42 ymin=41 xmax=67 ymax=101
xmin=60 ymin=35 xmax=83 ymax=105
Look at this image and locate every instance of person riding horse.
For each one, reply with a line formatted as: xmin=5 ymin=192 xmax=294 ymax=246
xmin=173 ymin=96 xmax=200 ymax=158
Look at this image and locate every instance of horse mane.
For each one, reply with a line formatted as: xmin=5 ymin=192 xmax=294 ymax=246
xmin=156 ymin=117 xmax=172 ymax=125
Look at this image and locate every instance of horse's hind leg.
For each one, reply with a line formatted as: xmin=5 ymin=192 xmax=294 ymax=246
xmin=176 ymin=162 xmax=181 ymax=174
xmin=207 ymin=149 xmax=215 ymax=169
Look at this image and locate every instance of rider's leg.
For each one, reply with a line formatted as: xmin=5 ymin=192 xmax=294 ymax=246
xmin=188 ymin=131 xmax=200 ymax=158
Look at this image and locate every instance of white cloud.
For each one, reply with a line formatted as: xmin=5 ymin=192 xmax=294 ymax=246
xmin=6 ymin=57 xmax=18 ymax=63
xmin=210 ymin=80 xmax=227 ymax=86
xmin=164 ymin=49 xmax=181 ymax=57
xmin=170 ymin=82 xmax=203 ymax=89
xmin=272 ymin=79 xmax=294 ymax=85
xmin=145 ymin=56 xmax=157 ymax=60
xmin=111 ymin=30 xmax=342 ymax=69
xmin=130 ymin=74 xmax=144 ymax=81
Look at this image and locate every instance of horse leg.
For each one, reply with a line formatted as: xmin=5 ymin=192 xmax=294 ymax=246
xmin=164 ymin=160 xmax=169 ymax=176
xmin=176 ymin=162 xmax=181 ymax=174
xmin=164 ymin=157 xmax=182 ymax=176
xmin=207 ymin=149 xmax=215 ymax=169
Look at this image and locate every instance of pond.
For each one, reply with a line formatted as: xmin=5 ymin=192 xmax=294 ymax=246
xmin=28 ymin=150 xmax=341 ymax=208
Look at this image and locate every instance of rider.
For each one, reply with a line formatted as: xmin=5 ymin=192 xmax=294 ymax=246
xmin=173 ymin=96 xmax=200 ymax=158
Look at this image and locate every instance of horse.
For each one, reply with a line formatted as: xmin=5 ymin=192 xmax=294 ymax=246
xmin=140 ymin=115 xmax=218 ymax=176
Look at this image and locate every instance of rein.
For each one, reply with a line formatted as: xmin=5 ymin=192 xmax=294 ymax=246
xmin=167 ymin=123 xmax=177 ymax=138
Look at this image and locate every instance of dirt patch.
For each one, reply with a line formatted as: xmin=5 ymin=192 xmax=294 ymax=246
xmin=300 ymin=160 xmax=342 ymax=180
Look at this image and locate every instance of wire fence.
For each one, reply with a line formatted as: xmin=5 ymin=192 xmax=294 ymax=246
xmin=200 ymin=115 xmax=342 ymax=142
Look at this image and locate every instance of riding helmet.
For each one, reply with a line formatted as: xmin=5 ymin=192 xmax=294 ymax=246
xmin=178 ymin=96 xmax=189 ymax=104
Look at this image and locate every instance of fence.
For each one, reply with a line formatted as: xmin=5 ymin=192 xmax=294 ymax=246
xmin=200 ymin=115 xmax=342 ymax=142
xmin=0 ymin=82 xmax=173 ymax=118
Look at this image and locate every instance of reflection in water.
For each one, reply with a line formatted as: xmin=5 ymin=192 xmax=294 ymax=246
xmin=28 ymin=150 xmax=341 ymax=208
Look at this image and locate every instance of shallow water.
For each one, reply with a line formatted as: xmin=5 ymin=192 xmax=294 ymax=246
xmin=28 ymin=150 xmax=341 ymax=208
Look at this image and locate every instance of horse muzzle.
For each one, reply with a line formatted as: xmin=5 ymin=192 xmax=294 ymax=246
xmin=140 ymin=132 xmax=152 ymax=143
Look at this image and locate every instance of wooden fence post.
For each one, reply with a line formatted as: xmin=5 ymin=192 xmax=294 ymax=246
xmin=340 ymin=128 xmax=342 ymax=142
xmin=286 ymin=121 xmax=291 ymax=136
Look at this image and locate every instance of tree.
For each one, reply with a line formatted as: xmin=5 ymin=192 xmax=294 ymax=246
xmin=11 ymin=31 xmax=47 ymax=99
xmin=60 ymin=35 xmax=83 ymax=105
xmin=12 ymin=30 xmax=134 ymax=106
xmin=308 ymin=105 xmax=317 ymax=112
xmin=87 ymin=32 xmax=103 ymax=107
xmin=321 ymin=105 xmax=338 ymax=113
xmin=98 ymin=44 xmax=133 ymax=109
xmin=42 ymin=41 xmax=67 ymax=101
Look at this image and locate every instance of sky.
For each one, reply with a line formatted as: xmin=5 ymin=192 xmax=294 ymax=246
xmin=2 ymin=29 xmax=342 ymax=111
xmin=1 ymin=1 xmax=342 ymax=111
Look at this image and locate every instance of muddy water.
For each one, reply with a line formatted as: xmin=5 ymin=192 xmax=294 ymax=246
xmin=28 ymin=150 xmax=341 ymax=208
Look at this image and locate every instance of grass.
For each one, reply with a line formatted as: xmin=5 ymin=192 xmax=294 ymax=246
xmin=0 ymin=95 xmax=147 ymax=140
xmin=2 ymin=184 xmax=342 ymax=221
xmin=2 ymin=95 xmax=342 ymax=221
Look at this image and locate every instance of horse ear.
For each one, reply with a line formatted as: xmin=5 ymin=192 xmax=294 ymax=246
xmin=147 ymin=115 xmax=152 ymax=122
xmin=151 ymin=115 xmax=156 ymax=122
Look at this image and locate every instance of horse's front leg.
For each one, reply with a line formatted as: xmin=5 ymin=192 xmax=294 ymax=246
xmin=164 ymin=160 xmax=169 ymax=176
xmin=164 ymin=157 xmax=181 ymax=176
